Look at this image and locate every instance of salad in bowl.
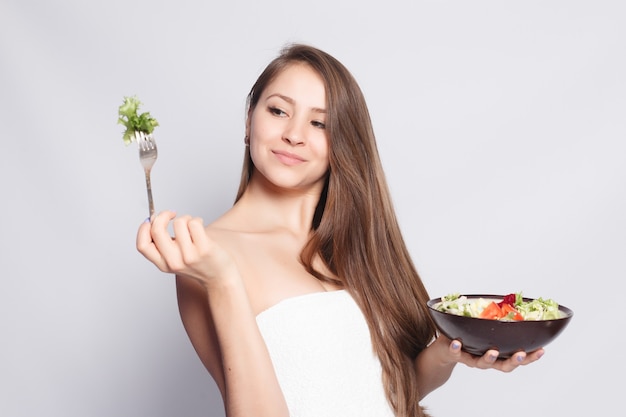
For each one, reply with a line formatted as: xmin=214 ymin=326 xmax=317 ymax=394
xmin=427 ymin=292 xmax=573 ymax=358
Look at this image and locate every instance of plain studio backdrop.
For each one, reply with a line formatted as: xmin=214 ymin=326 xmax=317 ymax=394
xmin=1 ymin=0 xmax=623 ymax=416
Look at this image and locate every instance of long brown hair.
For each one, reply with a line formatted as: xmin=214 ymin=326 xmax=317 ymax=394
xmin=237 ymin=44 xmax=437 ymax=417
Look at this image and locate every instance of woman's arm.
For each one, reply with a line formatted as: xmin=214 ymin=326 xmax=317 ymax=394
xmin=137 ymin=211 xmax=289 ymax=417
xmin=176 ymin=275 xmax=225 ymax=393
xmin=414 ymin=335 xmax=545 ymax=400
xmin=413 ymin=336 xmax=458 ymax=399
xmin=205 ymin=276 xmax=288 ymax=417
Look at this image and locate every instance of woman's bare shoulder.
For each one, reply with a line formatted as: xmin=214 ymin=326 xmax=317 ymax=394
xmin=204 ymin=214 xmax=262 ymax=255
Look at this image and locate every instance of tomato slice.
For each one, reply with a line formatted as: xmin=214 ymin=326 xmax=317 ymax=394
xmin=501 ymin=303 xmax=524 ymax=320
xmin=498 ymin=293 xmax=517 ymax=307
xmin=479 ymin=301 xmax=503 ymax=319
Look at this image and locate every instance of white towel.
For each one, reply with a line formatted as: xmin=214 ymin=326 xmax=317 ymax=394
xmin=256 ymin=290 xmax=396 ymax=417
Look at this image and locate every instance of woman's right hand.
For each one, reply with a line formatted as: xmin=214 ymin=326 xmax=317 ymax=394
xmin=136 ymin=210 xmax=239 ymax=288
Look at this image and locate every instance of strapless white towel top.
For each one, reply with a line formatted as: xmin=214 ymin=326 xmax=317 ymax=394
xmin=256 ymin=290 xmax=396 ymax=417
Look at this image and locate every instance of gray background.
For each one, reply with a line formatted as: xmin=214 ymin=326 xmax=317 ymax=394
xmin=1 ymin=0 xmax=624 ymax=416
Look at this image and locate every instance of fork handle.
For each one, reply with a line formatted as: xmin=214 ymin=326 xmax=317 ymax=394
xmin=144 ymin=170 xmax=155 ymax=217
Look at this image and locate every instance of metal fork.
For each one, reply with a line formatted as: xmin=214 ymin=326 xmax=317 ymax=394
xmin=136 ymin=131 xmax=158 ymax=218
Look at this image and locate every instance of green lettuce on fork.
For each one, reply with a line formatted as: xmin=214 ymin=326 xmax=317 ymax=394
xmin=118 ymin=96 xmax=159 ymax=145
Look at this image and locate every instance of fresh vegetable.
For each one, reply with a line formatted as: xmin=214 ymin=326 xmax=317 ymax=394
xmin=497 ymin=293 xmax=516 ymax=308
xmin=479 ymin=302 xmax=509 ymax=320
xmin=118 ymin=96 xmax=159 ymax=145
xmin=435 ymin=292 xmax=562 ymax=321
xmin=500 ymin=303 xmax=524 ymax=321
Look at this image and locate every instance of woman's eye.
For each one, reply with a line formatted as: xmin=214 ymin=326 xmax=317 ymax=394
xmin=311 ymin=120 xmax=326 ymax=129
xmin=268 ymin=106 xmax=286 ymax=116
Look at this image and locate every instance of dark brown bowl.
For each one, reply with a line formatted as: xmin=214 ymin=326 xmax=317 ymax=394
xmin=427 ymin=294 xmax=573 ymax=358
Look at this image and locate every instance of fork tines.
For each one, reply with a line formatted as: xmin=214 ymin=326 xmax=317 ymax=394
xmin=135 ymin=131 xmax=157 ymax=151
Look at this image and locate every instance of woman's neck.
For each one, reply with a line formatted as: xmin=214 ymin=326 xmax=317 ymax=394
xmin=226 ymin=177 xmax=322 ymax=237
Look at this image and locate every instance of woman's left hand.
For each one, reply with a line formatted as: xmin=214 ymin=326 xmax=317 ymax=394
xmin=416 ymin=332 xmax=544 ymax=399
xmin=443 ymin=336 xmax=544 ymax=372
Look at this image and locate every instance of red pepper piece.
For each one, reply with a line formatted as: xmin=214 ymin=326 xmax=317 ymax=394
xmin=479 ymin=301 xmax=503 ymax=319
xmin=501 ymin=303 xmax=524 ymax=320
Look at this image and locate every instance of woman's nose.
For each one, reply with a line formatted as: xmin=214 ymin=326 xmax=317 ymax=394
xmin=282 ymin=120 xmax=305 ymax=145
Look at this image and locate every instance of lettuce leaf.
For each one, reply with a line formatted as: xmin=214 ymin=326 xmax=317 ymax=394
xmin=118 ymin=96 xmax=159 ymax=145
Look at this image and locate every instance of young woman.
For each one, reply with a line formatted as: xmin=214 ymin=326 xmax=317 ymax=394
xmin=136 ymin=44 xmax=544 ymax=417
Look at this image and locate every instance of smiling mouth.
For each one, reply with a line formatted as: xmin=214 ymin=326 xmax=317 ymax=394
xmin=273 ymin=150 xmax=305 ymax=165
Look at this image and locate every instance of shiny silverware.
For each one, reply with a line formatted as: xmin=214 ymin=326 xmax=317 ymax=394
xmin=136 ymin=131 xmax=158 ymax=218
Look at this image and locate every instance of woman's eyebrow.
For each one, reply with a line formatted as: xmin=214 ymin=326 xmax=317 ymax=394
xmin=266 ymin=93 xmax=326 ymax=114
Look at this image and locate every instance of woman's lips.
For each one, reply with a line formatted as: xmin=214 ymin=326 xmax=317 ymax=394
xmin=273 ymin=150 xmax=305 ymax=166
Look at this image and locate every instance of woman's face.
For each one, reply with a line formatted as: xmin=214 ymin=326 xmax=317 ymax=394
xmin=247 ymin=63 xmax=329 ymax=194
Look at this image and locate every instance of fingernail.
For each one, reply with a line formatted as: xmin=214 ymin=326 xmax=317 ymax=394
xmin=489 ymin=353 xmax=498 ymax=361
xmin=144 ymin=217 xmax=151 ymax=223
xmin=451 ymin=341 xmax=461 ymax=350
xmin=516 ymin=354 xmax=525 ymax=362
xmin=536 ymin=350 xmax=544 ymax=359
